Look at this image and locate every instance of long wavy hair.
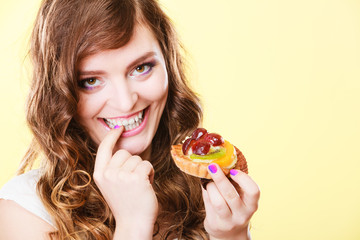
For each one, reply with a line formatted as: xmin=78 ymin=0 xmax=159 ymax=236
xmin=18 ymin=0 xmax=207 ymax=239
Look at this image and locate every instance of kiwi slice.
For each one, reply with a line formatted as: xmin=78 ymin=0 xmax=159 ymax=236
xmin=190 ymin=148 xmax=226 ymax=160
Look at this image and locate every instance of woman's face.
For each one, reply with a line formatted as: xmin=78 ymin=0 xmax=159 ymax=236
xmin=77 ymin=25 xmax=168 ymax=158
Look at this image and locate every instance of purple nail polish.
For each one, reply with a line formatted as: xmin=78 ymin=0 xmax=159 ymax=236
xmin=230 ymin=169 xmax=239 ymax=176
xmin=114 ymin=125 xmax=120 ymax=129
xmin=208 ymin=164 xmax=217 ymax=174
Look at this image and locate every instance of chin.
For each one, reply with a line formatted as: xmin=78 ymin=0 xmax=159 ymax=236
xmin=115 ymin=137 xmax=150 ymax=156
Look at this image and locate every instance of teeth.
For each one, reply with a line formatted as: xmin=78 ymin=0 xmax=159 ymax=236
xmin=104 ymin=110 xmax=144 ymax=130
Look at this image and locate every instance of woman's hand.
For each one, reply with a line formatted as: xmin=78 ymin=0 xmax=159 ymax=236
xmin=93 ymin=126 xmax=158 ymax=239
xmin=202 ymin=163 xmax=260 ymax=240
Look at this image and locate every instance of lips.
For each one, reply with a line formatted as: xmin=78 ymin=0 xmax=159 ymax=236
xmin=103 ymin=109 xmax=146 ymax=131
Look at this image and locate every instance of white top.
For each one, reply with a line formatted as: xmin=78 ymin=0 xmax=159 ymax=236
xmin=0 ymin=169 xmax=55 ymax=227
xmin=0 ymin=170 xmax=195 ymax=239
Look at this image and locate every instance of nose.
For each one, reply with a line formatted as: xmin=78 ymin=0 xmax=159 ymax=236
xmin=107 ymin=80 xmax=138 ymax=113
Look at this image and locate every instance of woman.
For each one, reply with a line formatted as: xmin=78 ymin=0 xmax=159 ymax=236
xmin=0 ymin=0 xmax=260 ymax=239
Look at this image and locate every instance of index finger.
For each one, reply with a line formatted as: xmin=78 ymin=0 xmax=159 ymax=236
xmin=230 ymin=169 xmax=260 ymax=213
xmin=94 ymin=126 xmax=124 ymax=173
xmin=207 ymin=163 xmax=242 ymax=210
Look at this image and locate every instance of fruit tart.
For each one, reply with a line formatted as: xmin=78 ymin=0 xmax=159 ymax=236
xmin=171 ymin=128 xmax=248 ymax=179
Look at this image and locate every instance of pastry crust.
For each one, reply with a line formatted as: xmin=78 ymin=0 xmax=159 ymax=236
xmin=171 ymin=144 xmax=248 ymax=179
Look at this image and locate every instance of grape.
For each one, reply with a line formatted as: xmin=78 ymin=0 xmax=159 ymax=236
xmin=204 ymin=133 xmax=224 ymax=146
xmin=182 ymin=138 xmax=195 ymax=155
xmin=191 ymin=128 xmax=208 ymax=140
xmin=191 ymin=141 xmax=211 ymax=155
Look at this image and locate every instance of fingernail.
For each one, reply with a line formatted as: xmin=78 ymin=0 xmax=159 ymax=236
xmin=208 ymin=164 xmax=217 ymax=174
xmin=114 ymin=125 xmax=120 ymax=129
xmin=230 ymin=169 xmax=239 ymax=176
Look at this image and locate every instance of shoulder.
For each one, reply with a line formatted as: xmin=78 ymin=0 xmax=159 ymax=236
xmin=0 ymin=169 xmax=40 ymax=197
xmin=0 ymin=199 xmax=55 ymax=239
xmin=0 ymin=169 xmax=56 ymax=236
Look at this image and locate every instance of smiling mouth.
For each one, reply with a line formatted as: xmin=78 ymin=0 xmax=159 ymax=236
xmin=103 ymin=109 xmax=146 ymax=131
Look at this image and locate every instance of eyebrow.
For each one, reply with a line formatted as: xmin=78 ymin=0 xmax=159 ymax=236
xmin=78 ymin=51 xmax=157 ymax=76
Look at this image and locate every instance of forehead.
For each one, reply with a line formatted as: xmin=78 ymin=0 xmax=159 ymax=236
xmin=78 ymin=24 xmax=162 ymax=70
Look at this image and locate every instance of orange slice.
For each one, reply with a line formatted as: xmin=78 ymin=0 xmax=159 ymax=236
xmin=211 ymin=140 xmax=235 ymax=168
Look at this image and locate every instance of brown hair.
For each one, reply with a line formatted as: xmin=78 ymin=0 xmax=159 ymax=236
xmin=19 ymin=0 xmax=206 ymax=239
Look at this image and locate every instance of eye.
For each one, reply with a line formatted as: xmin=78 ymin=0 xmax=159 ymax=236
xmin=130 ymin=62 xmax=154 ymax=77
xmin=79 ymin=77 xmax=102 ymax=90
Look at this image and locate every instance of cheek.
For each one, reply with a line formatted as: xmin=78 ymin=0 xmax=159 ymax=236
xmin=77 ymin=94 xmax=102 ymax=121
xmin=141 ymin=71 xmax=169 ymax=101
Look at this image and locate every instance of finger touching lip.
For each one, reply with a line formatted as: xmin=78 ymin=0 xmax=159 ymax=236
xmin=95 ymin=126 xmax=124 ymax=173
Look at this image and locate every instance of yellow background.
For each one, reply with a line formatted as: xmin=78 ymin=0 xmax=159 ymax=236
xmin=1 ymin=0 xmax=359 ymax=239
